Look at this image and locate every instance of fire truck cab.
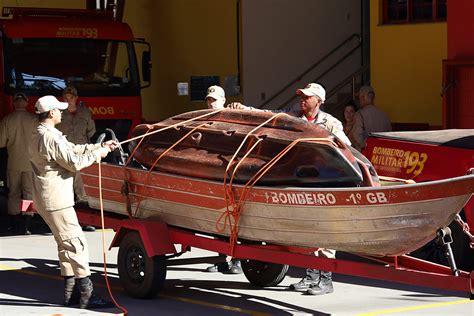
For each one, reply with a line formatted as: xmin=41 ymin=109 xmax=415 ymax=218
xmin=0 ymin=6 xmax=150 ymax=140
xmin=0 ymin=6 xmax=150 ymax=189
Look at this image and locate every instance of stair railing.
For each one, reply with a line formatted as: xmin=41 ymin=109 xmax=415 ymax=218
xmin=260 ymin=33 xmax=362 ymax=109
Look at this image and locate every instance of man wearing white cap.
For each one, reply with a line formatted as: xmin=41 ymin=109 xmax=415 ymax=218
xmin=29 ymin=95 xmax=116 ymax=309
xmin=230 ymin=83 xmax=346 ymax=295
xmin=229 ymin=82 xmax=351 ymax=146
xmin=0 ymin=92 xmax=37 ymax=234
xmin=205 ymin=85 xmax=226 ymax=110
xmin=203 ymin=85 xmax=243 ymax=274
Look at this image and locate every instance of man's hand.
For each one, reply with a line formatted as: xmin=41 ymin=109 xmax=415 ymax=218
xmin=102 ymin=140 xmax=119 ymax=151
xmin=227 ymin=102 xmax=249 ymax=110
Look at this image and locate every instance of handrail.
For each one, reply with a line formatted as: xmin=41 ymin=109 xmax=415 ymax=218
xmin=260 ymin=33 xmax=361 ymax=109
xmin=321 ymin=65 xmax=370 ymax=117
xmin=275 ymin=44 xmax=364 ymax=110
xmin=326 ymin=65 xmax=369 ymax=101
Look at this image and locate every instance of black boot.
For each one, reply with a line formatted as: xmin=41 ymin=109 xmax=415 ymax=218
xmin=19 ymin=215 xmax=32 ymax=235
xmin=229 ymin=259 xmax=243 ymax=274
xmin=290 ymin=269 xmax=320 ymax=292
xmin=306 ymin=271 xmax=334 ymax=295
xmin=205 ymin=261 xmax=231 ymax=273
xmin=63 ymin=276 xmax=80 ymax=306
xmin=78 ymin=277 xmax=113 ymax=309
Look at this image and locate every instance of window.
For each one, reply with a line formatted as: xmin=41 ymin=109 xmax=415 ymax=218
xmin=382 ymin=0 xmax=447 ymax=24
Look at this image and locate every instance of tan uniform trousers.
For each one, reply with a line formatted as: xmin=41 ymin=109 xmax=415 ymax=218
xmin=73 ymin=172 xmax=87 ymax=202
xmin=7 ymin=170 xmax=34 ymax=216
xmin=37 ymin=207 xmax=91 ymax=278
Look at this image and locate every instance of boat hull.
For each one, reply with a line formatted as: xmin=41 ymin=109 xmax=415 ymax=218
xmin=81 ymin=163 xmax=474 ymax=256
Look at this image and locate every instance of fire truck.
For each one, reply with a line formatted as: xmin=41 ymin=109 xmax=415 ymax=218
xmin=0 ymin=6 xmax=151 ymax=189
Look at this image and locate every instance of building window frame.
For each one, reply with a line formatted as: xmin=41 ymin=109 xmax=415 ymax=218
xmin=382 ymin=0 xmax=447 ymax=25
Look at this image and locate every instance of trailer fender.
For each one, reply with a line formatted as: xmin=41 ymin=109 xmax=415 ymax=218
xmin=110 ymin=219 xmax=176 ymax=257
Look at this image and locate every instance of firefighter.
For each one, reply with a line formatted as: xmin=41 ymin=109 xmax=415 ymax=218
xmin=57 ymin=85 xmax=96 ymax=231
xmin=352 ymin=85 xmax=392 ymax=151
xmin=205 ymin=85 xmax=226 ymax=109
xmin=0 ymin=92 xmax=37 ymax=235
xmin=204 ymin=85 xmax=243 ymax=274
xmin=229 ymin=82 xmax=347 ymax=295
xmin=29 ymin=95 xmax=116 ymax=309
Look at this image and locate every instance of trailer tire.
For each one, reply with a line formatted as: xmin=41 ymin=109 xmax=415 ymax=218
xmin=241 ymin=259 xmax=288 ymax=287
xmin=118 ymin=232 xmax=167 ymax=298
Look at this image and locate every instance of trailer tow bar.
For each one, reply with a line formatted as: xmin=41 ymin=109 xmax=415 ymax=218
xmin=436 ymin=227 xmax=460 ymax=276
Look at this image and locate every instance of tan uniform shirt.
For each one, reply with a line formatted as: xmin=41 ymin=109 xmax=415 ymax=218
xmin=57 ymin=105 xmax=95 ymax=144
xmin=353 ymin=104 xmax=392 ymax=151
xmin=298 ymin=110 xmax=352 ymax=146
xmin=0 ymin=109 xmax=38 ymax=171
xmin=29 ymin=123 xmax=103 ymax=212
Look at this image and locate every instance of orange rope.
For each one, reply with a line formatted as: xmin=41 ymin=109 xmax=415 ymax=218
xmin=93 ymin=109 xmax=224 ymax=313
xmin=131 ymin=122 xmax=211 ymax=218
xmin=219 ymin=137 xmax=338 ymax=255
xmin=120 ymin=109 xmax=224 ymax=219
xmin=216 ymin=113 xmax=285 ymax=235
xmin=98 ymin=162 xmax=129 ymax=315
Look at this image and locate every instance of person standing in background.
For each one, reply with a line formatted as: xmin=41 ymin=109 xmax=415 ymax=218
xmin=353 ymin=86 xmax=392 ymax=151
xmin=57 ymin=86 xmax=96 ymax=231
xmin=342 ymin=101 xmax=359 ymax=149
xmin=0 ymin=92 xmax=37 ymax=234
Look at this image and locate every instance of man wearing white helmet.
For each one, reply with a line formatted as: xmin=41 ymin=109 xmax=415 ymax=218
xmin=205 ymin=85 xmax=226 ymax=110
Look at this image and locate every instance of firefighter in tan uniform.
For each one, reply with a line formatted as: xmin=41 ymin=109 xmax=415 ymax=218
xmin=229 ymin=82 xmax=349 ymax=295
xmin=29 ymin=95 xmax=116 ymax=309
xmin=56 ymin=86 xmax=96 ymax=204
xmin=352 ymin=85 xmax=392 ymax=151
xmin=0 ymin=93 xmax=38 ymax=234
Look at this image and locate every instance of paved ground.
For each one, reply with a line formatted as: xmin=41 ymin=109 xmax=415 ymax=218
xmin=0 ymin=225 xmax=473 ymax=316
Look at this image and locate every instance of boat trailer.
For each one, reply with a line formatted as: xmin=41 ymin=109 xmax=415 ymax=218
xmin=71 ymin=206 xmax=474 ymax=300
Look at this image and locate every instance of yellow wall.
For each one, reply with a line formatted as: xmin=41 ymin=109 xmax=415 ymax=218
xmin=370 ymin=0 xmax=447 ymax=126
xmin=142 ymin=0 xmax=240 ymax=121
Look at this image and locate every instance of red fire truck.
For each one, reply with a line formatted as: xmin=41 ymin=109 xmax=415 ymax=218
xmin=0 ymin=6 xmax=151 ymax=137
xmin=0 ymin=6 xmax=150 ymax=188
xmin=364 ymin=130 xmax=474 ymax=271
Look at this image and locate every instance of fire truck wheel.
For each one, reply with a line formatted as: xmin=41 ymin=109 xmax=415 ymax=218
xmin=118 ymin=231 xmax=167 ymax=298
xmin=241 ymin=259 xmax=288 ymax=287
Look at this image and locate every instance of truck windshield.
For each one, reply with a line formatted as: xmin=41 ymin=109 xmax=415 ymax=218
xmin=3 ymin=38 xmax=140 ymax=96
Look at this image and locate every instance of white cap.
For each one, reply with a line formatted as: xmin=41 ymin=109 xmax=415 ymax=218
xmin=296 ymin=83 xmax=326 ymax=102
xmin=35 ymin=95 xmax=68 ymax=114
xmin=205 ymin=85 xmax=225 ymax=100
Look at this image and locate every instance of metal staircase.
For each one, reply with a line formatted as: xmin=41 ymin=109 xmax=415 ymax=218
xmin=258 ymin=33 xmax=369 ymax=120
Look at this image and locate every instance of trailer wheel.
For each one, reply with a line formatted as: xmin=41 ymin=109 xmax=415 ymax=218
xmin=241 ymin=259 xmax=288 ymax=287
xmin=118 ymin=232 xmax=167 ymax=298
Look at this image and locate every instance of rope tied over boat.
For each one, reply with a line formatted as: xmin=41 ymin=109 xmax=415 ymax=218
xmin=216 ymin=111 xmax=339 ymax=256
xmin=119 ymin=109 xmax=225 ymax=219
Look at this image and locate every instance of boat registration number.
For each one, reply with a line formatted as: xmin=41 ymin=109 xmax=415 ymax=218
xmin=264 ymin=191 xmax=388 ymax=206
